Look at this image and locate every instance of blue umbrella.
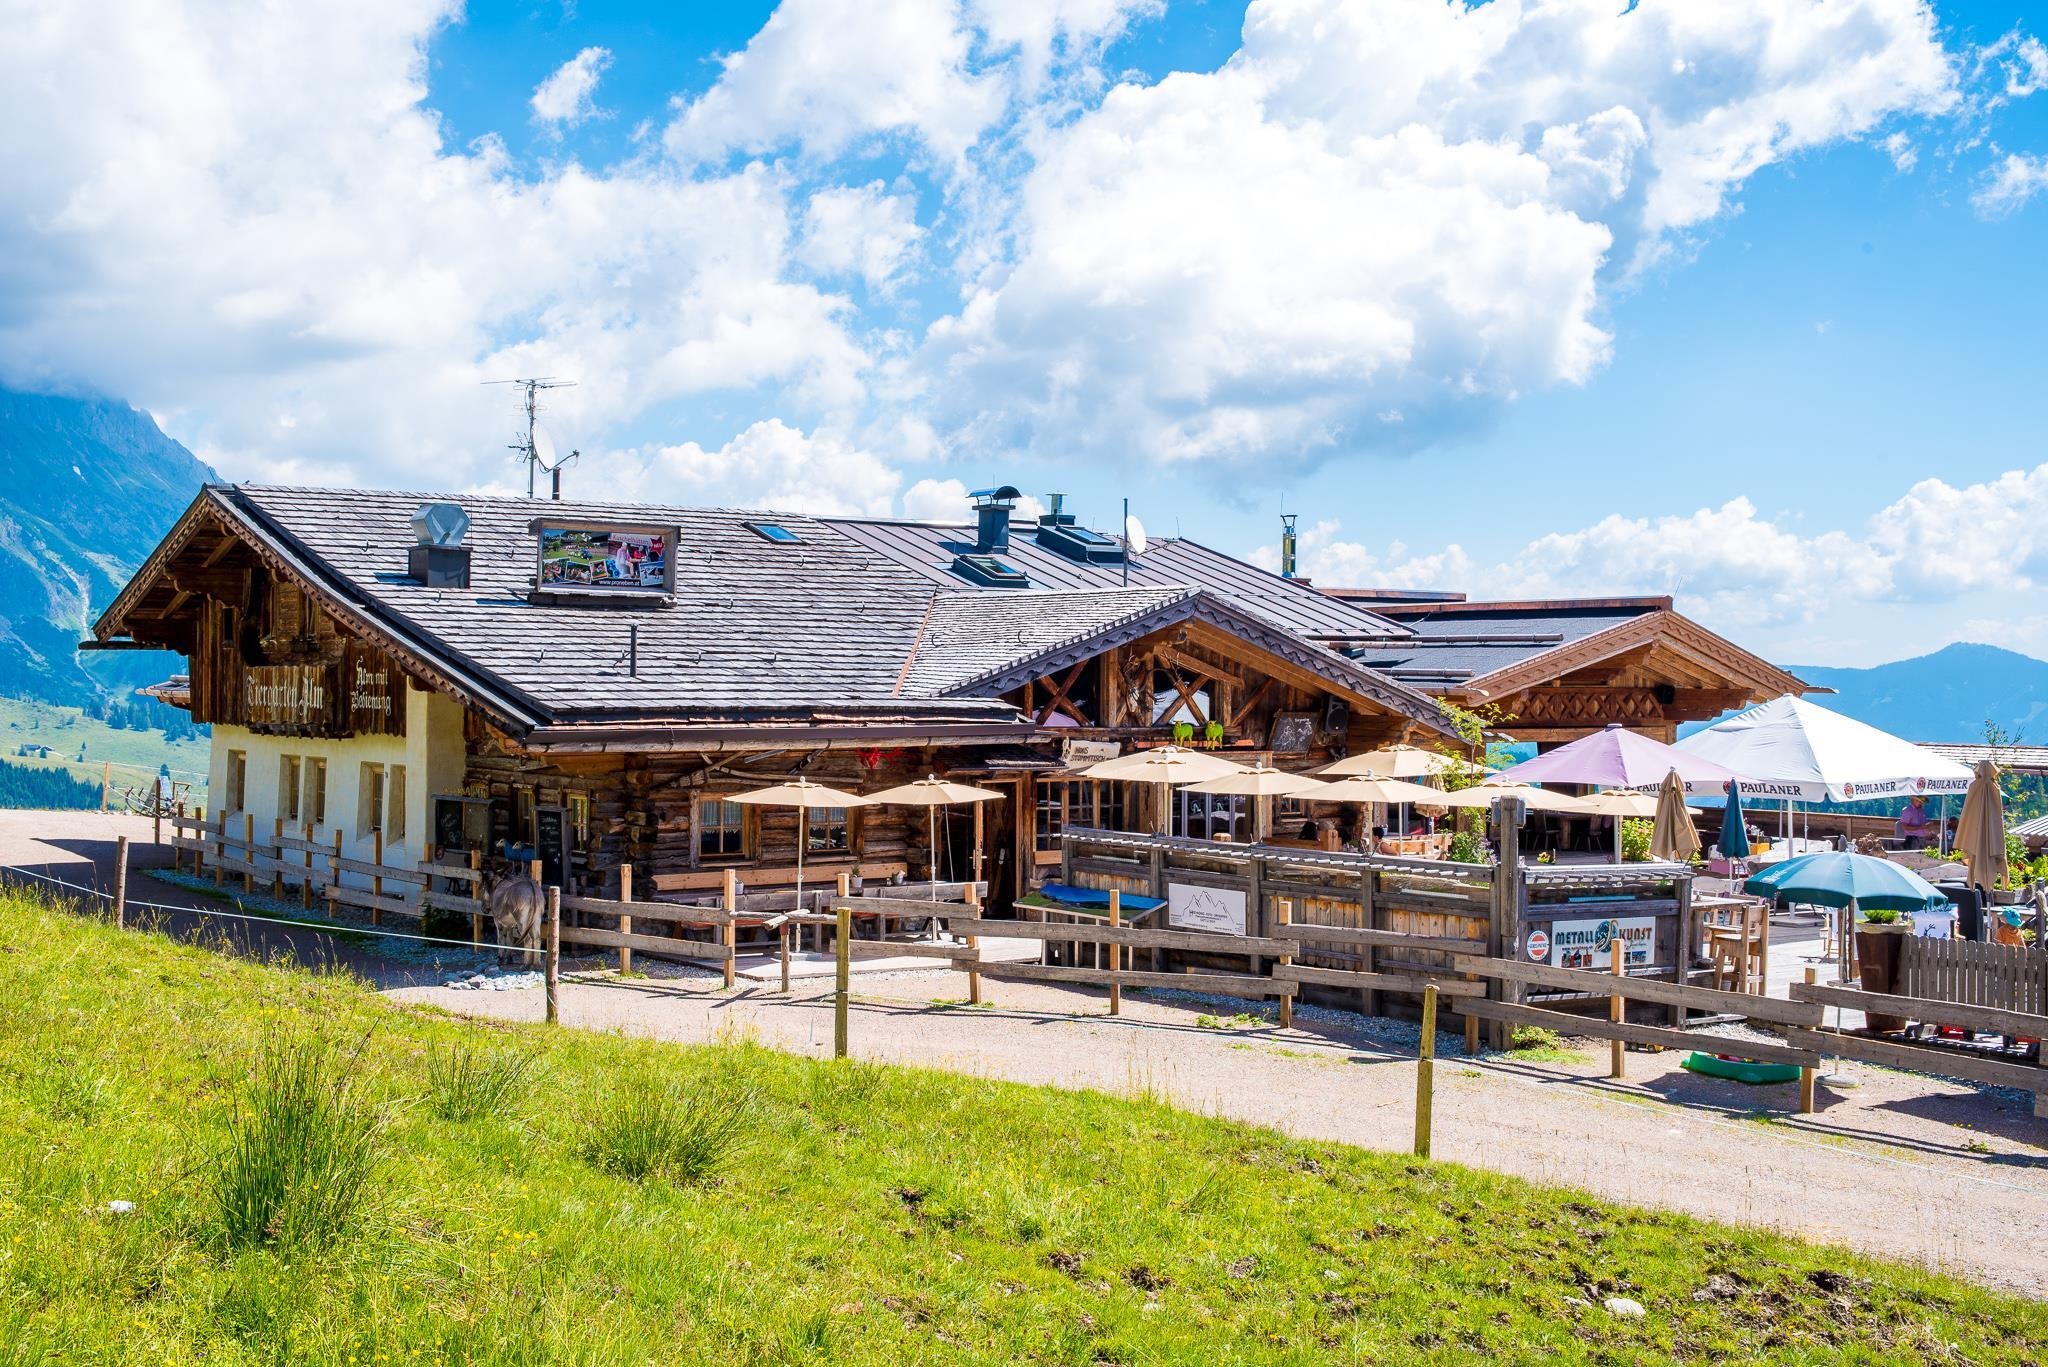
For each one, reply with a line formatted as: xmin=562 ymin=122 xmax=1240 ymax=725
xmin=1720 ymin=781 xmax=1751 ymax=861
xmin=1741 ymin=851 xmax=1948 ymax=912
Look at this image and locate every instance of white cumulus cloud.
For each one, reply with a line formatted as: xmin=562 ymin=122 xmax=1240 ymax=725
xmin=640 ymin=419 xmax=901 ymax=516
xmin=797 ymin=183 xmax=925 ymax=288
xmin=531 ymin=46 xmax=612 ymax=128
xmin=922 ymin=0 xmax=1957 ymax=473
xmin=1973 ymin=151 xmax=2048 ymax=216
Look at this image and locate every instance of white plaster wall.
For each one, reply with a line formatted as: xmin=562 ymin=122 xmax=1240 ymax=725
xmin=206 ymin=683 xmax=466 ymax=888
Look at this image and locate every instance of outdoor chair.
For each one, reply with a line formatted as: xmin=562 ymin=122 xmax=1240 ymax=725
xmin=1704 ymin=899 xmax=1769 ymax=994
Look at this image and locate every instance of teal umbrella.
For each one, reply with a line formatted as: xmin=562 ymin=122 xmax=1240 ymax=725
xmin=1741 ymin=852 xmax=1947 ymax=912
xmin=1720 ymin=781 xmax=1751 ymax=861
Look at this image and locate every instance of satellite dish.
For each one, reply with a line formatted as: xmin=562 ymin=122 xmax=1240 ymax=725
xmin=1124 ymin=514 xmax=1148 ymax=557
xmin=533 ymin=424 xmax=558 ymax=468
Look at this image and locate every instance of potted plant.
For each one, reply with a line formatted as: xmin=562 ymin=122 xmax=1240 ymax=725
xmin=1853 ymin=907 xmax=1910 ymax=1034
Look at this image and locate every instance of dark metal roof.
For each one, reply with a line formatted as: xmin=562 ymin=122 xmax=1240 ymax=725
xmin=1345 ymin=605 xmax=1657 ymax=683
xmin=824 ymin=516 xmax=1410 ymax=642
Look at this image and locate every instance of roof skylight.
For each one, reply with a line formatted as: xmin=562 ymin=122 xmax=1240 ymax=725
xmin=746 ymin=521 xmax=802 ymax=544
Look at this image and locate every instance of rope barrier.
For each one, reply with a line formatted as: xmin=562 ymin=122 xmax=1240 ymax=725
xmin=0 ymin=863 xmax=503 ymax=954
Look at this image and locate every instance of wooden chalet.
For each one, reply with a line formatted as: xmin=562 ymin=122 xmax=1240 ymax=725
xmin=90 ymin=485 xmax=1458 ymax=914
xmin=1323 ymin=591 xmax=1809 ymax=745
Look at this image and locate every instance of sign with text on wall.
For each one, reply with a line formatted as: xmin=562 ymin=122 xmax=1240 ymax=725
xmin=1166 ymin=881 xmax=1248 ymax=937
xmin=1547 ymin=916 xmax=1655 ymax=970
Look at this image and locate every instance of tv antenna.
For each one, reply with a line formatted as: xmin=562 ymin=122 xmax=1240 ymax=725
xmin=484 ymin=377 xmax=579 ymax=497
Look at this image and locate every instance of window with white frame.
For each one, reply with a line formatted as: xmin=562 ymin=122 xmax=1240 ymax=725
xmin=358 ymin=762 xmax=385 ymax=837
xmin=305 ymin=757 xmax=327 ymax=826
xmin=278 ymin=755 xmax=301 ymax=822
xmin=225 ymin=750 xmax=247 ymax=811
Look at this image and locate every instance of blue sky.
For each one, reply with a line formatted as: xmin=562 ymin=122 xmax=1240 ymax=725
xmin=3 ymin=0 xmax=2046 ymax=667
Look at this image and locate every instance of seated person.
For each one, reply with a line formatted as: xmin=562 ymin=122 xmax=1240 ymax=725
xmin=1896 ymin=796 xmax=1932 ymax=849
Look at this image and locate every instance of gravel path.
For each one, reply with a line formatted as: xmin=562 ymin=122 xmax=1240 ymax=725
xmin=390 ymin=966 xmax=2048 ymax=1298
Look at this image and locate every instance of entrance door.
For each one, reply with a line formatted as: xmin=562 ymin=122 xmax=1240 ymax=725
xmin=985 ymin=779 xmax=1020 ymax=915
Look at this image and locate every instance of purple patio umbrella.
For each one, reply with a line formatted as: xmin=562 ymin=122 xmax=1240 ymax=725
xmin=1493 ymin=724 xmax=1745 ymax=791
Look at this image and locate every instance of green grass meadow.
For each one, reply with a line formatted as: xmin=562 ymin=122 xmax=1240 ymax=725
xmin=2 ymin=886 xmax=2043 ymax=1364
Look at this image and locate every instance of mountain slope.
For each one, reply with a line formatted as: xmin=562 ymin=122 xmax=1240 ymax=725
xmin=0 ymin=386 xmax=215 ymax=704
xmin=1791 ymin=642 xmax=2048 ymax=742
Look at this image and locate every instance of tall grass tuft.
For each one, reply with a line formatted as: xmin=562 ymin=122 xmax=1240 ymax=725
xmin=207 ymin=1039 xmax=383 ymax=1249
xmin=424 ymin=1042 xmax=541 ymax=1122
xmin=584 ymin=1078 xmax=757 ymax=1185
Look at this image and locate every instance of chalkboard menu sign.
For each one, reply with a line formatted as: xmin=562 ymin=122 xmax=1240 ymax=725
xmin=535 ymin=806 xmax=569 ymax=890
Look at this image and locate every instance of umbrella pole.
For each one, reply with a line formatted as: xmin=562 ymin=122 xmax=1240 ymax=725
xmin=929 ymin=807 xmax=939 ymax=904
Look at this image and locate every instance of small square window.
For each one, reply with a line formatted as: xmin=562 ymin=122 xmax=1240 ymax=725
xmin=745 ymin=521 xmax=802 ymax=544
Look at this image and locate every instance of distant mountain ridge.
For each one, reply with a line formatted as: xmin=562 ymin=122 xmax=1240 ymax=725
xmin=0 ymin=386 xmax=215 ymax=705
xmin=1790 ymin=642 xmax=2048 ymax=743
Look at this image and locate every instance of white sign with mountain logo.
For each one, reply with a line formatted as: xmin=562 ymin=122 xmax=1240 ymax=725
xmin=1166 ymin=882 xmax=1247 ymax=937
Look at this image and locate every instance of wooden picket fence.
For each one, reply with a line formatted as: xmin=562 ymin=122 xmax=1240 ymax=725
xmin=1898 ymin=935 xmax=2046 ymax=1016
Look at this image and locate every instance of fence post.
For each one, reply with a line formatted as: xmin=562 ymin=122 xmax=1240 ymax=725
xmin=965 ymin=881 xmax=983 ymax=1006
xmin=1108 ymin=889 xmax=1123 ymax=1017
xmin=101 ymin=760 xmax=111 ymax=812
xmin=113 ymin=835 xmax=129 ymax=931
xmin=302 ymin=821 xmax=314 ymax=909
xmin=726 ymin=868 xmax=743 ymax=990
xmin=153 ymin=797 xmax=162 ymax=851
xmin=779 ymin=917 xmax=792 ymax=994
xmin=834 ymin=898 xmax=851 ymax=1059
xmin=1799 ymin=966 xmax=1818 ymax=1114
xmin=1609 ymin=949 xmax=1626 ymax=1079
xmin=618 ymin=863 xmax=634 ymax=976
xmin=212 ymin=810 xmax=225 ymax=888
xmin=1275 ymin=896 xmax=1293 ymax=1030
xmin=174 ymin=800 xmax=187 ymax=874
xmin=271 ymin=817 xmax=285 ymax=899
xmin=1415 ymin=983 xmax=1438 ymax=1158
xmin=370 ymin=829 xmax=384 ymax=925
xmin=468 ymin=849 xmax=483 ymax=947
xmin=327 ymin=831 xmax=343 ymax=916
xmin=241 ymin=813 xmax=255 ymax=894
xmin=544 ymin=885 xmax=561 ymax=1025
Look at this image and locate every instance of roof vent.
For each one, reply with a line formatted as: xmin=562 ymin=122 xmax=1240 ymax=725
xmin=1043 ymin=491 xmax=1076 ymax=527
xmin=970 ymin=485 xmax=1020 ymax=552
xmin=408 ymin=503 xmax=471 ymax=588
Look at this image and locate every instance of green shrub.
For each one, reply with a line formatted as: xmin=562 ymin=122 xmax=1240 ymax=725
xmin=207 ymin=1039 xmax=382 ymax=1249
xmin=1445 ymin=831 xmax=1486 ymax=864
xmin=1508 ymin=1025 xmax=1560 ymax=1053
xmin=1860 ymin=908 xmax=1903 ymax=925
xmin=585 ymin=1077 xmax=758 ymax=1184
xmin=1619 ymin=817 xmax=1652 ymax=863
xmin=424 ymin=1042 xmax=541 ymax=1122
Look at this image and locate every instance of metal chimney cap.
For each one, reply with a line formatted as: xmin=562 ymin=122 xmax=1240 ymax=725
xmin=411 ymin=503 xmax=470 ymax=547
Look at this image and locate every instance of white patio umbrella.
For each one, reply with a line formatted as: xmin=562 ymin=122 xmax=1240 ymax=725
xmin=729 ymin=778 xmax=878 ymax=911
xmin=866 ymin=775 xmax=1004 ymax=902
xmin=1676 ymin=694 xmax=1973 ymax=852
xmin=1180 ymin=763 xmax=1330 ymax=841
xmin=1081 ymin=745 xmax=1248 ymax=835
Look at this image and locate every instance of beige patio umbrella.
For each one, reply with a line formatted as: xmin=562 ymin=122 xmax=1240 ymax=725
xmin=1649 ymin=769 xmax=1701 ymax=863
xmin=729 ymin=778 xmax=878 ymax=910
xmin=1954 ymin=759 xmax=2007 ymax=893
xmin=1315 ymin=772 xmax=1456 ymax=848
xmin=867 ymin=775 xmax=1004 ymax=902
xmin=1081 ymin=745 xmax=1248 ymax=835
xmin=1578 ymin=789 xmax=1661 ymax=864
xmin=1180 ymin=763 xmax=1331 ymax=841
xmin=1319 ymin=743 xmax=1451 ymax=779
